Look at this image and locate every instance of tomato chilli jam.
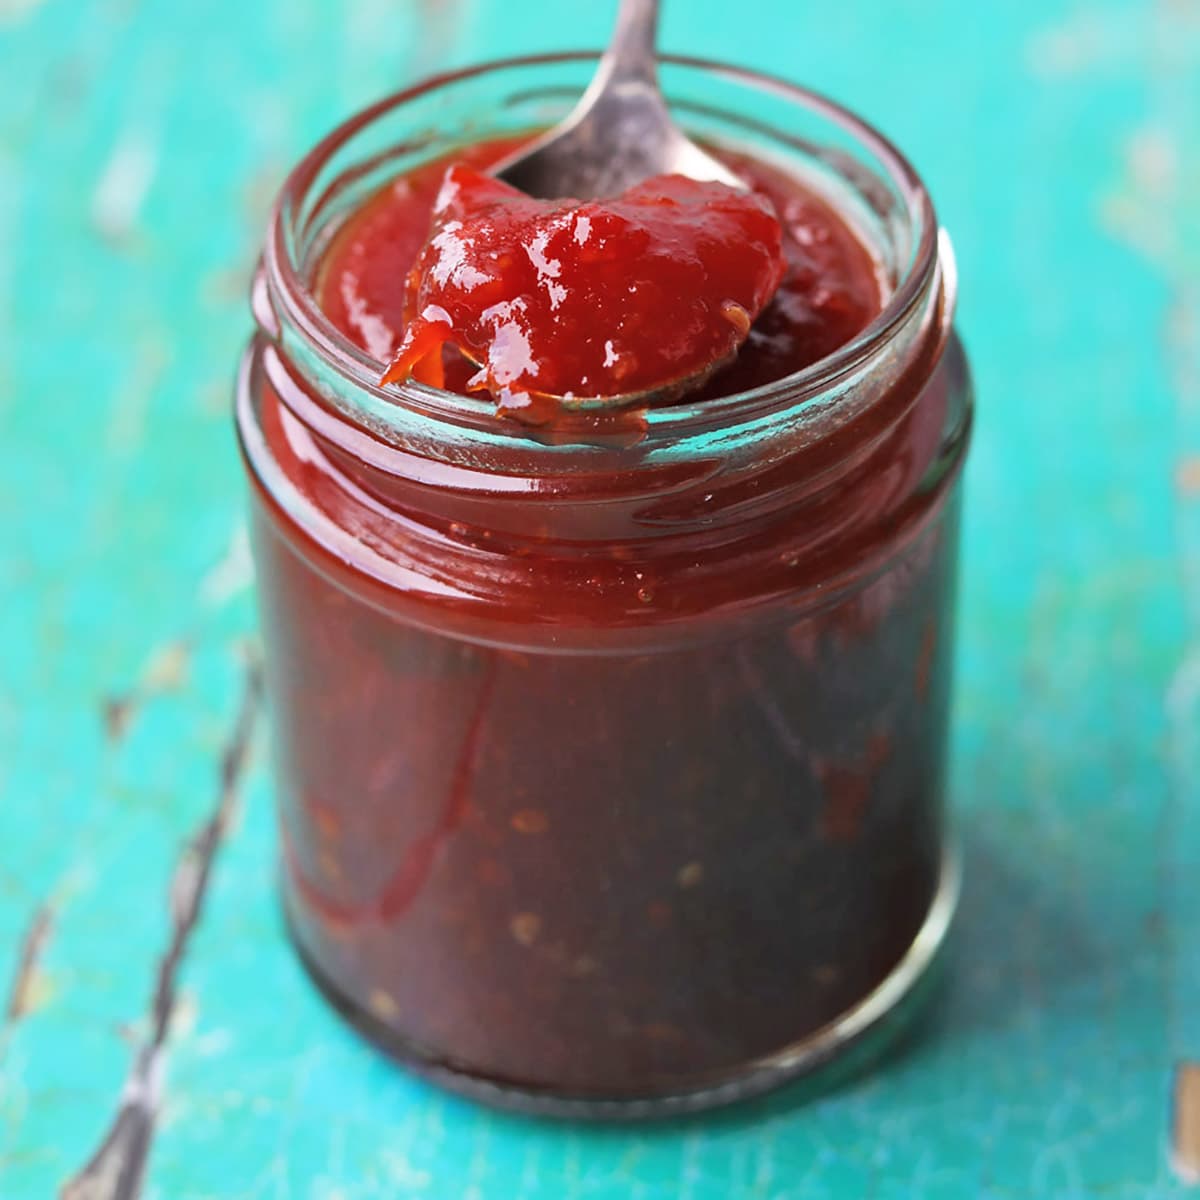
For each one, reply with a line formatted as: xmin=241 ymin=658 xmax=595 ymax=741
xmin=237 ymin=55 xmax=973 ymax=1115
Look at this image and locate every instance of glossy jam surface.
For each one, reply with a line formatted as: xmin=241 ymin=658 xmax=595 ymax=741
xmin=318 ymin=139 xmax=884 ymax=413
xmin=381 ymin=167 xmax=786 ymax=420
xmin=243 ymin=133 xmax=969 ymax=1104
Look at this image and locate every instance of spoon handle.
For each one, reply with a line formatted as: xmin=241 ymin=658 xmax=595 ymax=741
xmin=600 ymin=0 xmax=660 ymax=87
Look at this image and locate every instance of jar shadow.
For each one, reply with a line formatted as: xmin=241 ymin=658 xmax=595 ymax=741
xmin=666 ymin=820 xmax=1104 ymax=1134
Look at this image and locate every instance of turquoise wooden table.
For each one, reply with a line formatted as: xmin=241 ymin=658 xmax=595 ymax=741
xmin=2 ymin=0 xmax=1198 ymax=1195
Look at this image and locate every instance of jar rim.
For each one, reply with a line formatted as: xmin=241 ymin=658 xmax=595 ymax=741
xmin=265 ymin=51 xmax=942 ymax=441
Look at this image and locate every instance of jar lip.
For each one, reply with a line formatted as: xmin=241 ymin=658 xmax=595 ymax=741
xmin=266 ymin=51 xmax=940 ymax=439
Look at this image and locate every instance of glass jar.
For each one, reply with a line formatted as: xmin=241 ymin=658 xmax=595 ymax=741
xmin=237 ymin=53 xmax=973 ymax=1116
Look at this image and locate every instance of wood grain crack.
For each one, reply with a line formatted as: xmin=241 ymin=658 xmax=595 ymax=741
xmin=1173 ymin=1061 xmax=1200 ymax=1186
xmin=101 ymin=638 xmax=192 ymax=744
xmin=60 ymin=660 xmax=262 ymax=1200
xmin=2 ymin=900 xmax=54 ymax=1051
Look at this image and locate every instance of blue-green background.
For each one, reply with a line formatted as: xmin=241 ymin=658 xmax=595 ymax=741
xmin=2 ymin=0 xmax=1198 ymax=1195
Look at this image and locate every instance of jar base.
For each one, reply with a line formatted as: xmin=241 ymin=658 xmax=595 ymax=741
xmin=283 ymin=851 xmax=959 ymax=1120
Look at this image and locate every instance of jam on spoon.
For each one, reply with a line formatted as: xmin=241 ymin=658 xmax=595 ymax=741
xmin=381 ymin=166 xmax=786 ymax=421
xmin=376 ymin=0 xmax=789 ymax=419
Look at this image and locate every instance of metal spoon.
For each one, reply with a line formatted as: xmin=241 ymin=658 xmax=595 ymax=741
xmin=494 ymin=0 xmax=741 ymax=200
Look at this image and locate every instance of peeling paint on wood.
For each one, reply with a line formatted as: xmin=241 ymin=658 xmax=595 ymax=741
xmin=1173 ymin=1063 xmax=1200 ymax=1186
xmin=101 ymin=640 xmax=192 ymax=743
xmin=1 ymin=0 xmax=1199 ymax=1196
xmin=3 ymin=902 xmax=53 ymax=1032
xmin=59 ymin=665 xmax=261 ymax=1200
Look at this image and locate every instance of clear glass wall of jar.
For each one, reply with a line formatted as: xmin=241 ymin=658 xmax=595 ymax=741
xmin=236 ymin=54 xmax=973 ymax=1117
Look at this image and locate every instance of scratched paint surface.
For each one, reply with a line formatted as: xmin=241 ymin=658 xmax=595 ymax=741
xmin=1 ymin=0 xmax=1198 ymax=1196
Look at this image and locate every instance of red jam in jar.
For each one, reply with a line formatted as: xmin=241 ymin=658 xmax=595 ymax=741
xmin=238 ymin=56 xmax=972 ymax=1115
xmin=321 ymin=138 xmax=882 ymax=415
